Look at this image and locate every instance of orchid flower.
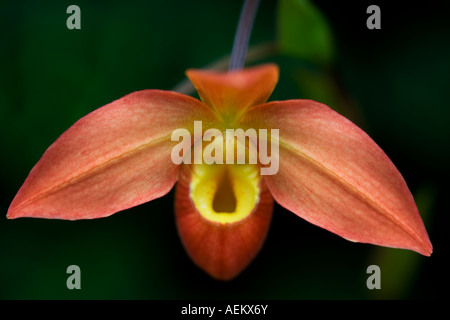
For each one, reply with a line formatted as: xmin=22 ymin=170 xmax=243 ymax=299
xmin=7 ymin=63 xmax=432 ymax=280
xmin=7 ymin=0 xmax=432 ymax=282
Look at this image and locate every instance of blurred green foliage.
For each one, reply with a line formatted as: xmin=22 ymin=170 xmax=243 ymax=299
xmin=277 ymin=0 xmax=334 ymax=66
xmin=0 ymin=0 xmax=446 ymax=299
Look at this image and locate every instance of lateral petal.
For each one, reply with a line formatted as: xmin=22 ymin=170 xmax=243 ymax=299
xmin=186 ymin=64 xmax=279 ymax=120
xmin=8 ymin=90 xmax=217 ymax=220
xmin=240 ymin=100 xmax=432 ymax=256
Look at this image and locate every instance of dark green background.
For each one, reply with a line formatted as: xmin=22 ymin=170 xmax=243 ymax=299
xmin=0 ymin=0 xmax=447 ymax=299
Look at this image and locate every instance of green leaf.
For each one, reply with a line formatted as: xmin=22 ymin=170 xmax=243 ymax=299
xmin=291 ymin=66 xmax=365 ymax=127
xmin=277 ymin=0 xmax=334 ymax=65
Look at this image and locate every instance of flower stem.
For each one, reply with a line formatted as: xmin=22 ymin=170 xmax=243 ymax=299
xmin=228 ymin=0 xmax=261 ymax=71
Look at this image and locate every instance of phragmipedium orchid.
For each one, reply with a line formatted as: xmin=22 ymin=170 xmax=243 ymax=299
xmin=7 ymin=0 xmax=431 ymax=281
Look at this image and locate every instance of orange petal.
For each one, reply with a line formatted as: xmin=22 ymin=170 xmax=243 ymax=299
xmin=240 ymin=100 xmax=432 ymax=256
xmin=175 ymin=163 xmax=273 ymax=281
xmin=186 ymin=64 xmax=279 ymax=121
xmin=8 ymin=90 xmax=217 ymax=220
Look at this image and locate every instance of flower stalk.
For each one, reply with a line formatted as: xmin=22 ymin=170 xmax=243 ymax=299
xmin=229 ymin=0 xmax=261 ymax=71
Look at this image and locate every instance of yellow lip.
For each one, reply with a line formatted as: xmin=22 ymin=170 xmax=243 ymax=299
xmin=189 ymin=163 xmax=260 ymax=224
